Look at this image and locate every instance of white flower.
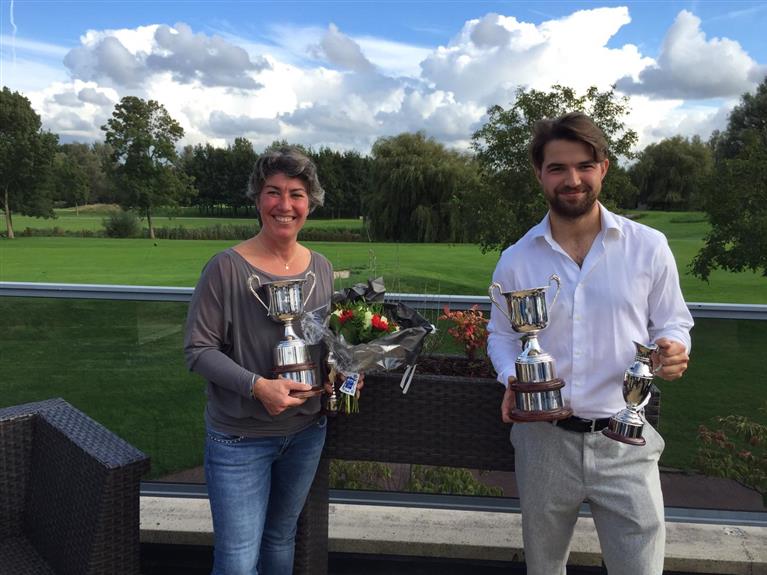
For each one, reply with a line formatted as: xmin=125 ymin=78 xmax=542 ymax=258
xmin=363 ymin=310 xmax=373 ymax=328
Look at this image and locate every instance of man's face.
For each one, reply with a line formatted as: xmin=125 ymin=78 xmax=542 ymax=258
xmin=535 ymin=139 xmax=609 ymax=219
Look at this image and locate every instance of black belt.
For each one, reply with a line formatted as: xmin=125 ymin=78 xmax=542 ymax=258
xmin=552 ymin=416 xmax=611 ymax=433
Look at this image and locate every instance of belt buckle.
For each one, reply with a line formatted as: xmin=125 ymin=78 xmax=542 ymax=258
xmin=587 ymin=419 xmax=596 ymax=432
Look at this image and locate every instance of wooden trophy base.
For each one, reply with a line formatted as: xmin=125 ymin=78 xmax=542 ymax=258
xmin=510 ymin=378 xmax=572 ymax=422
xmin=275 ymin=362 xmax=322 ymax=398
xmin=601 ymin=427 xmax=647 ymax=446
xmin=510 ymin=406 xmax=572 ymax=422
xmin=290 ymin=387 xmax=325 ymax=399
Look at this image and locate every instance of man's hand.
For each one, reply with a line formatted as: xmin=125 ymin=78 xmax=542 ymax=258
xmin=652 ymin=337 xmax=689 ymax=381
xmin=252 ymin=376 xmax=309 ymax=416
xmin=501 ymin=377 xmax=517 ymax=423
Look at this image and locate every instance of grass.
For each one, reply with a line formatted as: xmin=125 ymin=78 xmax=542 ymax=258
xmin=0 ymin=296 xmax=762 ymax=477
xmin=0 ymin=237 xmax=502 ymax=295
xmin=1 ymin=209 xmax=765 ymax=480
xmin=9 ymin=207 xmax=362 ymax=233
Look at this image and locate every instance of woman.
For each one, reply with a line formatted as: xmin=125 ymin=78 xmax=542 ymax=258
xmin=184 ymin=147 xmax=333 ymax=575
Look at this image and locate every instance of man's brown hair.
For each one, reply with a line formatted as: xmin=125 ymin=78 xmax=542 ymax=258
xmin=530 ymin=112 xmax=608 ymax=171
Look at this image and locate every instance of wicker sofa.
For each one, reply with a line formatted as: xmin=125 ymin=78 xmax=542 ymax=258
xmin=0 ymin=398 xmax=150 ymax=575
xmin=293 ymin=373 xmax=661 ymax=575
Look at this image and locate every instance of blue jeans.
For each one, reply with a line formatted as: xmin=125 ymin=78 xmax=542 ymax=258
xmin=204 ymin=417 xmax=327 ymax=575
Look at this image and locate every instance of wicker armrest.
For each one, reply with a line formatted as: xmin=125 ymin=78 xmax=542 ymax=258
xmin=0 ymin=398 xmax=150 ymax=575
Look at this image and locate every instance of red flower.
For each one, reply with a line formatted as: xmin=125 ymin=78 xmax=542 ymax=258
xmin=339 ymin=309 xmax=354 ymax=324
xmin=371 ymin=314 xmax=389 ymax=331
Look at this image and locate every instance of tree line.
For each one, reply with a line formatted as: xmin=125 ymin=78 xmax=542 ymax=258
xmin=1 ymin=80 xmax=766 ymax=278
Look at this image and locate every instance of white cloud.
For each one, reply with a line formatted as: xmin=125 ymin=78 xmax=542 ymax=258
xmin=63 ymin=23 xmax=267 ymax=89
xmin=420 ymin=7 xmax=652 ymax=106
xmin=0 ymin=34 xmax=69 ymax=58
xmin=616 ymin=10 xmax=763 ymax=99
xmin=12 ymin=7 xmax=763 ymax=152
xmin=310 ymin=23 xmax=375 ymax=73
xmin=147 ymin=23 xmax=268 ymax=88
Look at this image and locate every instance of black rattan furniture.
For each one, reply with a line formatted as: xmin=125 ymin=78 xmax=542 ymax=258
xmin=0 ymin=398 xmax=150 ymax=575
xmin=293 ymin=372 xmax=661 ymax=575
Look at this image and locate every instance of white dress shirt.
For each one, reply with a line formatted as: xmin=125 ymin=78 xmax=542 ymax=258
xmin=487 ymin=204 xmax=694 ymax=420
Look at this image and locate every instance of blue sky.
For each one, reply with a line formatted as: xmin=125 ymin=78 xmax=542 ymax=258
xmin=2 ymin=0 xmax=766 ymax=152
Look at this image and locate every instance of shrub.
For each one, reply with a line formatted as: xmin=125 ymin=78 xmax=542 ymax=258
xmin=407 ymin=465 xmax=503 ymax=496
xmin=330 ymin=460 xmax=392 ymax=489
xmin=696 ymin=404 xmax=766 ymax=504
xmin=103 ymin=210 xmax=141 ymax=238
xmin=438 ymin=304 xmax=489 ymax=360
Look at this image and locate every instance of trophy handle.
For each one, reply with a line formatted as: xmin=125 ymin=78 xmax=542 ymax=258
xmin=246 ymin=273 xmax=269 ymax=312
xmin=548 ymin=274 xmax=561 ymax=308
xmin=303 ymin=270 xmax=317 ymax=305
xmin=488 ymin=282 xmax=512 ymax=323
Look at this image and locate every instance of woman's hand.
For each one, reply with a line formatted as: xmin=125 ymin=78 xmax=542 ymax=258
xmin=252 ymin=376 xmax=309 ymax=416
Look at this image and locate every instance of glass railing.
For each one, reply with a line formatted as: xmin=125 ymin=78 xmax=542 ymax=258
xmin=1 ymin=282 xmax=765 ymax=515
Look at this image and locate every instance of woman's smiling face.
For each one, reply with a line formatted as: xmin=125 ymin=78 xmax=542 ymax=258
xmin=256 ymin=172 xmax=310 ymax=240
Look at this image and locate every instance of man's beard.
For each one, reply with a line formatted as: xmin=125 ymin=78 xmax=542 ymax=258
xmin=548 ymin=185 xmax=598 ymax=219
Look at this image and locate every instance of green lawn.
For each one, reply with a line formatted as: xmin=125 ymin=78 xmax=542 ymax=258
xmin=1 ymin=210 xmax=765 ymax=481
xmin=10 ymin=207 xmax=361 ymax=233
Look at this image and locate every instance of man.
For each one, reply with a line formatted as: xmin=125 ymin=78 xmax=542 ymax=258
xmin=487 ymin=112 xmax=693 ymax=575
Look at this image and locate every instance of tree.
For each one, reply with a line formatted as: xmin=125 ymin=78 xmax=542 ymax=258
xmin=53 ymin=146 xmax=90 ymax=214
xmin=102 ymin=96 xmax=192 ymax=238
xmin=366 ymin=132 xmax=481 ymax=243
xmin=471 ymin=85 xmax=637 ymax=251
xmin=0 ymin=87 xmax=58 ymax=238
xmin=184 ymin=138 xmax=256 ymax=216
xmin=53 ymin=142 xmax=116 ymax=208
xmin=630 ymin=136 xmax=713 ymax=211
xmin=692 ymin=77 xmax=767 ymax=280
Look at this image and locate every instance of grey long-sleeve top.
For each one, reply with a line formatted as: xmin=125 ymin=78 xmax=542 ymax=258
xmin=184 ymin=248 xmax=333 ymax=436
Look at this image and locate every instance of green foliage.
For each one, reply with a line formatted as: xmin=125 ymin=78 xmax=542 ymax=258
xmin=329 ymin=460 xmax=392 ymax=489
xmin=630 ymin=135 xmax=713 ymax=210
xmin=366 ymin=132 xmax=481 ymax=243
xmin=52 ymin=142 xmax=115 ymax=208
xmin=692 ymin=77 xmax=767 ymax=280
xmin=181 ymin=137 xmax=256 ymax=217
xmin=102 ymin=210 xmax=141 ymax=238
xmin=407 ymin=465 xmax=503 ymax=496
xmin=102 ymin=96 xmax=194 ymax=238
xmin=696 ymin=404 xmax=766 ymax=502
xmin=471 ymin=85 xmax=638 ymax=251
xmin=0 ymin=87 xmax=59 ymax=238
xmin=53 ymin=150 xmax=90 ymax=211
xmin=310 ymin=147 xmax=371 ymax=219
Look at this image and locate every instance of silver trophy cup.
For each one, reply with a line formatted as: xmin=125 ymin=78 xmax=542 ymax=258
xmin=489 ymin=274 xmax=572 ymax=422
xmin=603 ymin=341 xmax=658 ymax=445
xmin=247 ymin=272 xmax=322 ymax=398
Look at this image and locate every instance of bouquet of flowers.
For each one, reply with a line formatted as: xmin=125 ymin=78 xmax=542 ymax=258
xmin=303 ymin=277 xmax=433 ymax=413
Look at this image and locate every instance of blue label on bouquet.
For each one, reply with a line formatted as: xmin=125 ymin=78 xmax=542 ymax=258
xmin=340 ymin=373 xmax=359 ymax=396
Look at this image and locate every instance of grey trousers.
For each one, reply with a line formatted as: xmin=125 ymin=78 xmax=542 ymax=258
xmin=511 ymin=421 xmax=666 ymax=575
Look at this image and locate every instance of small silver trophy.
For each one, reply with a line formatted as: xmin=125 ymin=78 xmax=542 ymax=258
xmin=489 ymin=274 xmax=572 ymax=422
xmin=247 ymin=272 xmax=322 ymax=398
xmin=602 ymin=341 xmax=658 ymax=445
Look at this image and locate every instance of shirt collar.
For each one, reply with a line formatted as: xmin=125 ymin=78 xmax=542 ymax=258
xmin=534 ymin=202 xmax=625 ymax=244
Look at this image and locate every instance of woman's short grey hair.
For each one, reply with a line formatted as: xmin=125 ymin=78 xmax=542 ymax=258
xmin=246 ymin=147 xmax=325 ymax=212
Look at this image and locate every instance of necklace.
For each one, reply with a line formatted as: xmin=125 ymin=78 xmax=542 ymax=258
xmin=260 ymin=237 xmax=297 ymax=271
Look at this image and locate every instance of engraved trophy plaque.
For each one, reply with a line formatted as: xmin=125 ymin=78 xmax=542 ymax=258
xmin=603 ymin=341 xmax=658 ymax=445
xmin=248 ymin=271 xmax=322 ymax=398
xmin=489 ymin=274 xmax=572 ymax=421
